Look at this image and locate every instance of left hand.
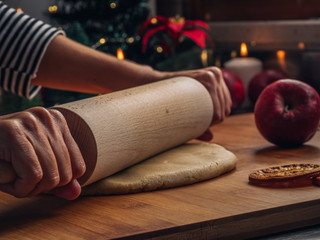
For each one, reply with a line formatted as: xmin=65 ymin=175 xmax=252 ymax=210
xmin=0 ymin=107 xmax=86 ymax=200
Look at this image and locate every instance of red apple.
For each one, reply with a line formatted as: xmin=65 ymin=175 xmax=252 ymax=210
xmin=249 ymin=69 xmax=288 ymax=105
xmin=221 ymin=69 xmax=245 ymax=112
xmin=254 ymin=79 xmax=320 ymax=148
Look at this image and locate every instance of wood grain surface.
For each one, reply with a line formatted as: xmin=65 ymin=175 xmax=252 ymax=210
xmin=0 ymin=113 xmax=319 ymax=240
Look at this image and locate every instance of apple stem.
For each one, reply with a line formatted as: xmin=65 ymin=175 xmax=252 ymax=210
xmin=284 ymin=103 xmax=292 ymax=113
xmin=284 ymin=105 xmax=289 ymax=113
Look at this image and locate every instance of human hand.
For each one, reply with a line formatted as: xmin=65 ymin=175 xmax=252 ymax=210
xmin=0 ymin=107 xmax=86 ymax=200
xmin=162 ymin=67 xmax=232 ymax=141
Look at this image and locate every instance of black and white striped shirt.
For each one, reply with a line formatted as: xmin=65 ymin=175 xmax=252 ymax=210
xmin=0 ymin=1 xmax=64 ymax=99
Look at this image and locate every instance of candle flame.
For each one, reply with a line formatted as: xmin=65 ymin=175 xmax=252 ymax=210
xmin=298 ymin=42 xmax=305 ymax=50
xmin=277 ymin=50 xmax=286 ymax=72
xmin=117 ymin=48 xmax=124 ymax=60
xmin=240 ymin=42 xmax=248 ymax=57
xmin=277 ymin=50 xmax=285 ymax=60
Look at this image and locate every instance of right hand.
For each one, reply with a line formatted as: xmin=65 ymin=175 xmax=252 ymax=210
xmin=0 ymin=107 xmax=86 ymax=200
xmin=160 ymin=67 xmax=232 ymax=141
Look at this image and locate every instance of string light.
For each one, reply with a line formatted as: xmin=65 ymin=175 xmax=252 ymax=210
xmin=156 ymin=46 xmax=163 ymax=53
xmin=150 ymin=17 xmax=158 ymax=24
xmin=230 ymin=50 xmax=237 ymax=58
xmin=48 ymin=5 xmax=58 ymax=13
xmin=204 ymin=13 xmax=211 ymax=21
xmin=250 ymin=41 xmax=257 ymax=47
xmin=99 ymin=38 xmax=107 ymax=44
xmin=110 ymin=2 xmax=117 ymax=9
xmin=91 ymin=38 xmax=107 ymax=49
xmin=126 ymin=37 xmax=134 ymax=44
xmin=215 ymin=57 xmax=221 ymax=68
xmin=201 ymin=49 xmax=208 ymax=67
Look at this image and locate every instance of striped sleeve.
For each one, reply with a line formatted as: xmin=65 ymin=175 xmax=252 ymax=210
xmin=0 ymin=2 xmax=65 ymax=99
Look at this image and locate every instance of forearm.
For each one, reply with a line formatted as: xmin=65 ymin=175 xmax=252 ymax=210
xmin=33 ymin=35 xmax=165 ymax=93
xmin=33 ymin=35 xmax=231 ymax=126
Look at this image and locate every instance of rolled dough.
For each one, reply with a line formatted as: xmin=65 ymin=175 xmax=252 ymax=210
xmin=81 ymin=142 xmax=237 ymax=195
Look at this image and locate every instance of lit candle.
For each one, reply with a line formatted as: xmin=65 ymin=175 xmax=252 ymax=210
xmin=117 ymin=48 xmax=125 ymax=60
xmin=277 ymin=50 xmax=287 ymax=73
xmin=224 ymin=43 xmax=262 ymax=109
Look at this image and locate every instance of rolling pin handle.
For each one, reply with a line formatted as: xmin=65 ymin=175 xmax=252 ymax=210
xmin=0 ymin=160 xmax=16 ymax=184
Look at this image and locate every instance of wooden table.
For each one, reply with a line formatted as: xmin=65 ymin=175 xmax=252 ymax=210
xmin=0 ymin=113 xmax=319 ymax=240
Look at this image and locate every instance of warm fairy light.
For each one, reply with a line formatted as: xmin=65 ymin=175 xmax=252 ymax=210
xmin=298 ymin=42 xmax=305 ymax=50
xmin=126 ymin=37 xmax=134 ymax=44
xmin=117 ymin=48 xmax=125 ymax=60
xmin=16 ymin=8 xmax=23 ymax=12
xmin=156 ymin=46 xmax=163 ymax=53
xmin=151 ymin=17 xmax=158 ymax=24
xmin=250 ymin=41 xmax=257 ymax=47
xmin=48 ymin=5 xmax=58 ymax=13
xmin=277 ymin=50 xmax=287 ymax=72
xmin=230 ymin=50 xmax=237 ymax=58
xmin=110 ymin=2 xmax=117 ymax=8
xmin=201 ymin=49 xmax=208 ymax=67
xmin=215 ymin=57 xmax=221 ymax=68
xmin=240 ymin=42 xmax=248 ymax=57
xmin=91 ymin=38 xmax=107 ymax=49
xmin=99 ymin=38 xmax=106 ymax=44
xmin=204 ymin=13 xmax=211 ymax=21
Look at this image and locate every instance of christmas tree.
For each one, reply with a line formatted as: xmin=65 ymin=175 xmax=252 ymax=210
xmin=47 ymin=0 xmax=150 ymax=60
xmin=38 ymin=0 xmax=151 ymax=107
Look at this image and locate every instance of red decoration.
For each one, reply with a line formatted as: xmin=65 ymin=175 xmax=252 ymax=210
xmin=138 ymin=16 xmax=213 ymax=53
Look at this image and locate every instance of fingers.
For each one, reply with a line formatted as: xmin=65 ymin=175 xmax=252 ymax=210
xmin=24 ymin=108 xmax=71 ymax=196
xmin=196 ymin=129 xmax=213 ymax=142
xmin=0 ymin=133 xmax=43 ymax=197
xmin=204 ymin=71 xmax=223 ymax=125
xmin=0 ymin=107 xmax=85 ymax=199
xmin=48 ymin=109 xmax=86 ymax=180
xmin=206 ymin=67 xmax=232 ymax=124
xmin=49 ymin=179 xmax=82 ymax=200
xmin=187 ymin=67 xmax=231 ymax=125
xmin=163 ymin=66 xmax=231 ymax=127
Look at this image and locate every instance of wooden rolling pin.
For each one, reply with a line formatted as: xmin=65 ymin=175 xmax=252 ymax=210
xmin=0 ymin=77 xmax=213 ymax=186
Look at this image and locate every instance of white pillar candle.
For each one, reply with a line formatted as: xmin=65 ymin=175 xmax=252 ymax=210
xmin=224 ymin=57 xmax=262 ymax=109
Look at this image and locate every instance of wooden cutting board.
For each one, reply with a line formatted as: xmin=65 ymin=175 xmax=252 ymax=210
xmin=0 ymin=113 xmax=319 ymax=240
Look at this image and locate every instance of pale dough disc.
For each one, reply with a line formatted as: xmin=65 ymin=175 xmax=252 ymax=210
xmin=81 ymin=142 xmax=237 ymax=195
